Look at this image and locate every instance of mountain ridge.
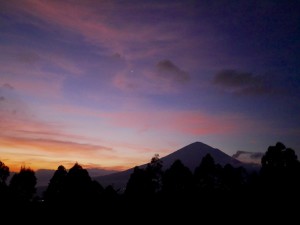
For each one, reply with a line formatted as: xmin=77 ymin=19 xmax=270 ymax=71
xmin=94 ymin=141 xmax=252 ymax=190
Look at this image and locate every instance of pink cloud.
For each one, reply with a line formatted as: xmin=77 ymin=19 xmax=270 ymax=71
xmin=11 ymin=78 xmax=63 ymax=99
xmin=48 ymin=102 xmax=255 ymax=136
xmin=0 ymin=45 xmax=77 ymax=99
xmin=0 ymin=91 xmax=73 ymax=141
xmin=101 ymin=110 xmax=253 ymax=136
xmin=3 ymin=1 xmax=215 ymax=97
xmin=0 ymin=136 xmax=112 ymax=155
xmin=0 ymin=95 xmax=112 ymax=148
xmin=3 ymin=0 xmax=232 ymax=80
xmin=7 ymin=1 xmax=126 ymax=52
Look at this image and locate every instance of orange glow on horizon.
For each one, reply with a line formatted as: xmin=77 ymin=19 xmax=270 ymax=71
xmin=0 ymin=135 xmax=154 ymax=173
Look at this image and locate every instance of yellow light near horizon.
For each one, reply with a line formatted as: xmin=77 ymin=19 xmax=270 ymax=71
xmin=0 ymin=144 xmax=134 ymax=172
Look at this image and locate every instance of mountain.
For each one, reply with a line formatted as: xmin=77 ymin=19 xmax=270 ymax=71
xmin=160 ymin=141 xmax=242 ymax=171
xmin=94 ymin=142 xmax=245 ymax=191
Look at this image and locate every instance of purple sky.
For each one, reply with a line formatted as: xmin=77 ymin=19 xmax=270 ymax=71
xmin=0 ymin=0 xmax=299 ymax=171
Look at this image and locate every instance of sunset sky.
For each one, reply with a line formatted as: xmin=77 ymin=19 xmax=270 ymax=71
xmin=0 ymin=0 xmax=299 ymax=172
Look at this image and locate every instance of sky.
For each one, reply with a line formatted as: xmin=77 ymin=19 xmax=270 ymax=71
xmin=0 ymin=0 xmax=299 ymax=172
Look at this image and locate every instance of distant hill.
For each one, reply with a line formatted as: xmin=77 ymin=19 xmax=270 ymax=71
xmin=34 ymin=168 xmax=117 ymax=187
xmin=34 ymin=168 xmax=117 ymax=197
xmin=94 ymin=142 xmax=250 ymax=191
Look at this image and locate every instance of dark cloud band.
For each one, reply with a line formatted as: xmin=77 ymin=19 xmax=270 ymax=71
xmin=156 ymin=59 xmax=190 ymax=83
xmin=213 ymin=69 xmax=274 ymax=96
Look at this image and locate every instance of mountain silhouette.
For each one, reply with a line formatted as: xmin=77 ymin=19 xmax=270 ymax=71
xmin=95 ymin=142 xmax=245 ymax=191
xmin=161 ymin=142 xmax=242 ymax=170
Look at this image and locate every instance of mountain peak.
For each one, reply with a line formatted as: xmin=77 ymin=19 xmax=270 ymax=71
xmin=188 ymin=141 xmax=206 ymax=146
xmin=160 ymin=142 xmax=241 ymax=171
xmin=185 ymin=141 xmax=212 ymax=148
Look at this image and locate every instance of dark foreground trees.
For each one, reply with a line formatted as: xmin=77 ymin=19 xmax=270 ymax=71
xmin=0 ymin=161 xmax=10 ymax=202
xmin=125 ymin=154 xmax=163 ymax=198
xmin=0 ymin=141 xmax=299 ymax=222
xmin=9 ymin=167 xmax=36 ymax=202
xmin=44 ymin=165 xmax=67 ymax=202
xmin=162 ymin=159 xmax=193 ymax=195
xmin=45 ymin=163 xmax=108 ymax=206
xmin=260 ymin=142 xmax=300 ymax=196
xmin=0 ymin=161 xmax=9 ymax=185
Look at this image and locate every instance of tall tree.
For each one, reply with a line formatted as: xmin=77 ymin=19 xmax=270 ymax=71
xmin=194 ymin=154 xmax=221 ymax=192
xmin=125 ymin=154 xmax=163 ymax=197
xmin=145 ymin=154 xmax=163 ymax=193
xmin=221 ymin=164 xmax=246 ymax=192
xmin=125 ymin=166 xmax=150 ymax=197
xmin=0 ymin=161 xmax=10 ymax=202
xmin=0 ymin=160 xmax=9 ymax=186
xmin=44 ymin=165 xmax=67 ymax=202
xmin=9 ymin=167 xmax=37 ymax=202
xmin=162 ymin=159 xmax=193 ymax=195
xmin=261 ymin=142 xmax=300 ymax=192
xmin=64 ymin=163 xmax=93 ymax=203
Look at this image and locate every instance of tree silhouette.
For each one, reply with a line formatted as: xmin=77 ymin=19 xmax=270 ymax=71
xmin=9 ymin=167 xmax=37 ymax=202
xmin=125 ymin=166 xmax=149 ymax=197
xmin=261 ymin=142 xmax=300 ymax=193
xmin=44 ymin=165 xmax=67 ymax=203
xmin=194 ymin=154 xmax=221 ymax=192
xmin=125 ymin=154 xmax=163 ymax=198
xmin=91 ymin=180 xmax=104 ymax=200
xmin=103 ymin=184 xmax=118 ymax=207
xmin=162 ymin=159 xmax=193 ymax=195
xmin=261 ymin=142 xmax=286 ymax=169
xmin=221 ymin=164 xmax=246 ymax=192
xmin=63 ymin=162 xmax=95 ymax=204
xmin=0 ymin=160 xmax=10 ymax=203
xmin=0 ymin=160 xmax=9 ymax=186
xmin=145 ymin=154 xmax=163 ymax=193
xmin=261 ymin=142 xmax=300 ymax=175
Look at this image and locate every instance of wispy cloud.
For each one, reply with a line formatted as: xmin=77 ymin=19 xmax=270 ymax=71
xmin=2 ymin=0 xmax=202 ymax=62
xmin=0 ymin=45 xmax=83 ymax=76
xmin=102 ymin=110 xmax=253 ymax=136
xmin=0 ymin=136 xmax=112 ymax=154
xmin=0 ymin=93 xmax=89 ymax=139
xmin=49 ymin=102 xmax=257 ymax=136
xmin=0 ymin=89 xmax=159 ymax=171
xmin=3 ymin=83 xmax=14 ymax=90
xmin=0 ymin=45 xmax=71 ymax=99
xmin=2 ymin=77 xmax=63 ymax=99
xmin=0 ymin=85 xmax=61 ymax=137
xmin=0 ymin=133 xmax=144 ymax=172
xmin=2 ymin=1 xmax=150 ymax=55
